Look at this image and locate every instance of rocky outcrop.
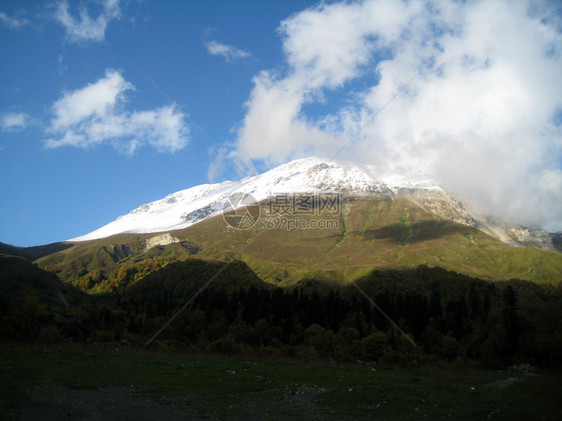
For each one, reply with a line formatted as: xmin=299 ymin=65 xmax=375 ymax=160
xmin=108 ymin=244 xmax=132 ymax=260
xmin=400 ymin=188 xmax=478 ymax=228
xmin=144 ymin=233 xmax=180 ymax=251
xmin=508 ymin=227 xmax=555 ymax=250
xmin=401 ymin=188 xmax=559 ymax=252
xmin=181 ymin=203 xmax=220 ymax=224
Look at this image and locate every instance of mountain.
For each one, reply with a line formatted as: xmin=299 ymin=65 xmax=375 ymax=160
xmin=0 ymin=241 xmax=74 ymax=261
xmin=28 ymin=157 xmax=561 ymax=289
xmin=70 ymin=157 xmax=398 ymax=241
xmin=71 ymin=157 xmax=559 ymax=252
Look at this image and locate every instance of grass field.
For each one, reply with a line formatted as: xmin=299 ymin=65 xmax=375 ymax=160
xmin=1 ymin=344 xmax=560 ymax=420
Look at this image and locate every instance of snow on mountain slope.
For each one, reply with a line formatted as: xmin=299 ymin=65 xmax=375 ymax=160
xmin=69 ymin=157 xmax=557 ymax=251
xmin=70 ymin=157 xmax=439 ymax=241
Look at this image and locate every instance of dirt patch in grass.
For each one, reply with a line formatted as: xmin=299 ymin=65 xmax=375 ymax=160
xmin=10 ymin=381 xmax=331 ymax=421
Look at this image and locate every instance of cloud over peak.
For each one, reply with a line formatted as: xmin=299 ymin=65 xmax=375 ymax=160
xmin=233 ymin=0 xmax=562 ymax=231
xmin=45 ymin=70 xmax=190 ymax=154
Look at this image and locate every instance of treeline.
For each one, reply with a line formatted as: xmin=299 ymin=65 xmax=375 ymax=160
xmin=1 ymin=259 xmax=561 ymax=368
xmin=111 ymin=267 xmax=561 ymax=367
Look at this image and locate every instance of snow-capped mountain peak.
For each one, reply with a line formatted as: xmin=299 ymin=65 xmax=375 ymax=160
xmin=70 ymin=156 xmax=557 ymax=252
xmin=70 ymin=157 xmax=440 ymax=241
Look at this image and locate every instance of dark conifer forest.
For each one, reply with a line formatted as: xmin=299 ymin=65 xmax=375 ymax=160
xmin=2 ymin=256 xmax=561 ymax=368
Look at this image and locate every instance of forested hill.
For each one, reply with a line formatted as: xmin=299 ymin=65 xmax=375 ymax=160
xmin=1 ymin=255 xmax=561 ymax=368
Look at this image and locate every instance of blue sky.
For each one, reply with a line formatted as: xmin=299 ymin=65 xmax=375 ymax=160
xmin=1 ymin=0 xmax=561 ymax=247
xmin=0 ymin=0 xmax=317 ymax=246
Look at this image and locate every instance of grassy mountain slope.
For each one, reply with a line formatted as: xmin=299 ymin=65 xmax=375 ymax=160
xmin=180 ymin=196 xmax=562 ymax=284
xmin=35 ymin=196 xmax=562 ymax=288
xmin=36 ymin=234 xmax=200 ymax=287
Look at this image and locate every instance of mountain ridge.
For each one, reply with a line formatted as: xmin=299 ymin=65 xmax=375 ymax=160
xmin=69 ymin=157 xmax=559 ymax=252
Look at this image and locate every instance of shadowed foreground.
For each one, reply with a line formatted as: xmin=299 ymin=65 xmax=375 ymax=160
xmin=2 ymin=345 xmax=561 ymax=420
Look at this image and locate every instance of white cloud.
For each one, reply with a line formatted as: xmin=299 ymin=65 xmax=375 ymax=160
xmin=206 ymin=41 xmax=251 ymax=61
xmin=0 ymin=11 xmax=30 ymax=29
xmin=45 ymin=70 xmax=190 ymax=154
xmin=233 ymin=0 xmax=562 ymax=231
xmin=51 ymin=69 xmax=133 ymax=130
xmin=54 ymin=0 xmax=120 ymax=43
xmin=278 ymin=0 xmax=413 ymax=90
xmin=236 ymin=71 xmax=339 ymax=165
xmin=1 ymin=112 xmax=28 ymax=131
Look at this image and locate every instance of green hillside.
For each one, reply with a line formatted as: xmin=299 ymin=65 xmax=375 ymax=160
xmin=35 ymin=196 xmax=562 ymax=290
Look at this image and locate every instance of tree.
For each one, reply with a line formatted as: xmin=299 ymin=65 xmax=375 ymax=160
xmin=502 ymin=285 xmax=519 ymax=357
